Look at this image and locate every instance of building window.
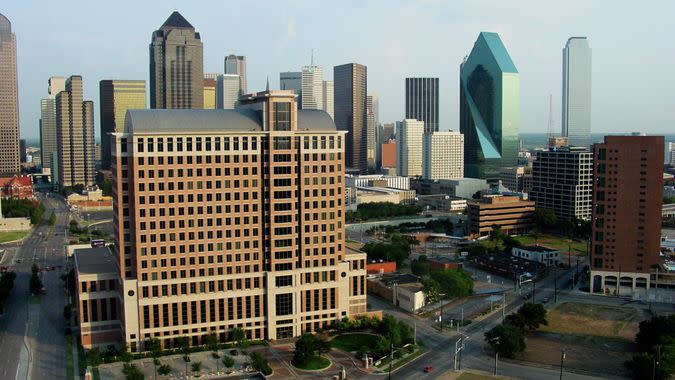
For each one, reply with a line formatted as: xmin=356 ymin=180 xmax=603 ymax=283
xmin=275 ymin=293 xmax=293 ymax=316
xmin=273 ymin=102 xmax=291 ymax=131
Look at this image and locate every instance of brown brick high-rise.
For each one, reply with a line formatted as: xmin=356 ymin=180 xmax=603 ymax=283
xmin=590 ymin=135 xmax=664 ymax=294
xmin=94 ymin=90 xmax=367 ymax=351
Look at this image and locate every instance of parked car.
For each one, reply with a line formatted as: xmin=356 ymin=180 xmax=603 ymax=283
xmin=424 ymin=366 xmax=434 ymax=373
xmin=541 ymin=297 xmax=550 ymax=304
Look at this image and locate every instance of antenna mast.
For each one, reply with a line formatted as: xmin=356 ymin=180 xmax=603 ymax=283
xmin=546 ymin=94 xmax=554 ymax=147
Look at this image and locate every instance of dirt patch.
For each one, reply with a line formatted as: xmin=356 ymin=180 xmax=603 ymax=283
xmin=540 ymin=302 xmax=646 ymax=340
xmin=521 ymin=331 xmax=635 ymax=376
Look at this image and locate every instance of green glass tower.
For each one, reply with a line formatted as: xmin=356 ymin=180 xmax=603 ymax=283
xmin=460 ymin=32 xmax=519 ymax=184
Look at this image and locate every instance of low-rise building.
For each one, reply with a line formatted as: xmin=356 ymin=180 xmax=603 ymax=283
xmin=416 ymin=194 xmax=467 ymax=213
xmin=355 ymin=187 xmax=416 ymax=206
xmin=427 ymin=256 xmax=463 ymax=271
xmin=412 ymin=178 xmax=490 ymax=199
xmin=366 ymin=261 xmax=397 ymax=275
xmin=467 ymin=195 xmax=535 ymax=239
xmin=367 ymin=273 xmax=426 ymax=313
xmin=346 ymin=174 xmax=410 ymax=190
xmin=394 ymin=283 xmax=425 ymax=313
xmin=500 ymin=166 xmax=532 ymax=193
xmin=512 ymin=245 xmax=560 ymax=267
xmin=473 ymin=253 xmax=546 ymax=280
xmin=0 ymin=175 xmax=33 ymax=199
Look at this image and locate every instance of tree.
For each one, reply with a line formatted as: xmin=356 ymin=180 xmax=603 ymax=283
xmin=484 ymin=323 xmax=526 ymax=359
xmin=293 ymin=333 xmax=317 ymax=366
xmin=635 ymin=315 xmax=675 ymax=351
xmin=465 ymin=244 xmax=487 ymax=258
xmin=87 ymin=348 xmax=103 ymax=369
xmin=232 ymin=327 xmax=247 ymax=348
xmin=535 ymin=208 xmax=557 ymax=230
xmin=315 ymin=336 xmax=331 ymax=356
xmin=516 ymin=303 xmax=548 ymax=331
xmin=145 ymin=337 xmax=162 ymax=380
xmin=503 ymin=313 xmax=526 ymax=331
xmin=501 ymin=234 xmax=522 ymax=254
xmin=411 ymin=256 xmax=430 ymax=276
xmin=29 ymin=263 xmax=43 ymax=295
xmin=157 ymin=364 xmax=172 ymax=377
xmin=191 ymin=361 xmax=202 ymax=376
xmin=489 ymin=225 xmax=503 ymax=250
xmin=221 ymin=355 xmax=235 ymax=373
xmin=205 ymin=332 xmax=220 ymax=373
xmin=176 ymin=336 xmax=191 ymax=376
xmin=122 ymin=363 xmax=145 ymax=380
xmin=421 ymin=277 xmax=442 ymax=306
xmin=249 ymin=352 xmax=272 ymax=375
xmin=429 ymin=269 xmax=474 ymax=298
xmin=48 ymin=211 xmax=56 ymax=226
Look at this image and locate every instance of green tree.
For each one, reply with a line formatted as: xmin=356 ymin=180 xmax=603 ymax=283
xmin=316 ymin=336 xmax=331 ymax=356
xmin=48 ymin=211 xmax=56 ymax=226
xmin=145 ymin=337 xmax=162 ymax=380
xmin=232 ymin=327 xmax=247 ymax=348
xmin=429 ymin=269 xmax=474 ymax=298
xmin=176 ymin=336 xmax=191 ymax=376
xmin=205 ymin=332 xmax=220 ymax=373
xmin=190 ymin=361 xmax=202 ymax=376
xmin=535 ymin=208 xmax=557 ymax=230
xmin=411 ymin=256 xmax=430 ymax=276
xmin=221 ymin=355 xmax=235 ymax=373
xmin=503 ymin=313 xmax=526 ymax=331
xmin=501 ymin=234 xmax=522 ymax=254
xmin=464 ymin=244 xmax=487 ymax=258
xmin=516 ymin=303 xmax=548 ymax=331
xmin=293 ymin=333 xmax=317 ymax=366
xmin=421 ymin=277 xmax=442 ymax=306
xmin=484 ymin=323 xmax=526 ymax=359
xmin=122 ymin=363 xmax=145 ymax=380
xmin=489 ymin=224 xmax=503 ymax=250
xmin=157 ymin=364 xmax=172 ymax=377
xmin=249 ymin=352 xmax=272 ymax=375
xmin=86 ymin=348 xmax=103 ymax=369
xmin=29 ymin=263 xmax=43 ymax=295
xmin=635 ymin=315 xmax=675 ymax=351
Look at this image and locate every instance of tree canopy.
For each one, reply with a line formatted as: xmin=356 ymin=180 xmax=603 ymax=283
xmin=485 ymin=323 xmax=526 ymax=359
xmin=428 ymin=269 xmax=474 ymax=298
xmin=346 ymin=202 xmax=422 ymax=222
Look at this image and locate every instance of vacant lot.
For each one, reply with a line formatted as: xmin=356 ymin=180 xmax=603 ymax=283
xmin=540 ymin=302 xmax=643 ymax=340
xmin=520 ymin=301 xmax=644 ymax=377
xmin=514 ymin=234 xmax=587 ymax=255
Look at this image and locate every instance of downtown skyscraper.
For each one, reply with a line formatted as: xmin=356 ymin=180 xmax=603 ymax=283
xmin=460 ymin=32 xmax=519 ymax=184
xmin=301 ymin=66 xmax=323 ymax=110
xmin=99 ymin=80 xmax=146 ymax=170
xmin=322 ymin=80 xmax=334 ymax=120
xmin=40 ymin=77 xmax=66 ymax=172
xmin=405 ymin=77 xmax=439 ymax=133
xmin=56 ymin=76 xmax=96 ymax=188
xmin=150 ymin=11 xmax=203 ymax=109
xmin=0 ymin=13 xmax=20 ymax=176
xmin=224 ymin=54 xmax=247 ymax=95
xmin=334 ymin=63 xmax=367 ymax=173
xmin=562 ymin=37 xmax=592 ymax=148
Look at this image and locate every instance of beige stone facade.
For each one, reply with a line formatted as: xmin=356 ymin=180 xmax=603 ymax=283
xmin=107 ymin=90 xmax=366 ymax=351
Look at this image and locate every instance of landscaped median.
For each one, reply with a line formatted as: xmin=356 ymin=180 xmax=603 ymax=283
xmin=373 ymin=344 xmax=425 ymax=372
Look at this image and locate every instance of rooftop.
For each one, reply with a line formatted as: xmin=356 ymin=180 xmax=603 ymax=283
xmin=478 ymin=32 xmax=518 ymax=73
xmin=74 ymin=247 xmax=117 ymax=276
xmin=518 ymin=245 xmax=558 ymax=253
xmin=379 ymin=273 xmax=420 ymax=287
xmin=160 ymin=11 xmax=194 ymax=29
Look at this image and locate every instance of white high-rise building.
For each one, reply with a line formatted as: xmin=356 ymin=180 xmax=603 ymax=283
xmin=668 ymin=142 xmax=675 ymax=166
xmin=322 ymin=80 xmax=334 ymax=119
xmin=423 ymin=131 xmax=464 ymax=180
xmin=216 ymin=74 xmax=240 ymax=109
xmin=562 ymin=37 xmax=592 ymax=148
xmin=301 ymin=66 xmax=323 ymax=110
xmin=396 ymin=119 xmax=424 ymax=177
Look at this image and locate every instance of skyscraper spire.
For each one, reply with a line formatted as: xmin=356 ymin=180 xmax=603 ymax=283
xmin=266 ymin=76 xmax=269 ymax=91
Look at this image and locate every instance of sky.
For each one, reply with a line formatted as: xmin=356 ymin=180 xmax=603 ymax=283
xmin=3 ymin=0 xmax=675 ymax=141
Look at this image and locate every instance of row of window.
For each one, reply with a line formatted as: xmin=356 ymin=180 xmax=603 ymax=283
xmin=81 ymin=297 xmax=117 ymax=323
xmin=141 ymin=277 xmax=262 ymax=298
xmin=130 ymin=135 xmax=344 ymax=154
xmin=142 ymin=296 xmax=263 ymax=329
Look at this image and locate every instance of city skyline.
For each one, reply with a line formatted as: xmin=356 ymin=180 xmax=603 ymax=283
xmin=4 ymin=1 xmax=675 ymax=140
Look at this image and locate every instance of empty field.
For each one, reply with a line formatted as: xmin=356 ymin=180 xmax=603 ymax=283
xmin=539 ymin=302 xmax=643 ymax=340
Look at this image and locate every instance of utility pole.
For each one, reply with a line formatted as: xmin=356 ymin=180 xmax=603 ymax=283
xmin=502 ymin=293 xmax=506 ymax=321
xmin=532 ymin=278 xmax=536 ymax=303
xmin=617 ymin=265 xmax=622 ymax=296
xmin=554 ymin=265 xmax=558 ymax=303
xmin=388 ymin=343 xmax=393 ymax=380
xmin=560 ymin=348 xmax=566 ymax=380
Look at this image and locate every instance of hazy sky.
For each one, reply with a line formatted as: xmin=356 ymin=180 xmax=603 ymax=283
xmin=4 ymin=0 xmax=675 ymax=140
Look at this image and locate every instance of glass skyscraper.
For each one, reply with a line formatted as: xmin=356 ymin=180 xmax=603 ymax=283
xmin=562 ymin=37 xmax=592 ymax=148
xmin=460 ymin=32 xmax=519 ymax=184
xmin=405 ymin=77 xmax=439 ymax=133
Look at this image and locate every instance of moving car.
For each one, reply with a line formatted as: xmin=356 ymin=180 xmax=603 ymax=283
xmin=424 ymin=366 xmax=434 ymax=373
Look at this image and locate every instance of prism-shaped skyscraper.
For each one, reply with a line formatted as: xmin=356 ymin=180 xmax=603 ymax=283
xmin=460 ymin=32 xmax=519 ymax=184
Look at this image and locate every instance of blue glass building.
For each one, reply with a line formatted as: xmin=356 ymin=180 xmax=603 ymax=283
xmin=460 ymin=32 xmax=519 ymax=184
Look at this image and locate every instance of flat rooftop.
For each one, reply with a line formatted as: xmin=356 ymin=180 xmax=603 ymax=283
xmin=74 ymin=247 xmax=118 ymax=275
xmin=519 ymin=245 xmax=558 ymax=252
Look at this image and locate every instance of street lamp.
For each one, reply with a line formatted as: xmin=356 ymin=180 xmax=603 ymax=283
xmin=493 ymin=337 xmax=500 ymax=376
xmin=559 ymin=348 xmax=566 ymax=380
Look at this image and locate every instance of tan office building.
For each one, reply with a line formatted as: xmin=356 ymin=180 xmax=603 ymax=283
xmin=203 ymin=78 xmax=216 ymax=109
xmin=56 ymin=76 xmax=96 ymax=188
xmin=0 ymin=13 xmax=20 ymax=176
xmin=82 ymin=90 xmax=367 ymax=351
xmin=40 ymin=77 xmax=66 ymax=171
xmin=99 ymin=80 xmax=146 ymax=170
xmin=467 ymin=195 xmax=535 ymax=238
xmin=150 ymin=11 xmax=203 ymax=109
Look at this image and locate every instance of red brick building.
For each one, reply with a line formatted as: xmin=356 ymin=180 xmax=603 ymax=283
xmin=0 ymin=175 xmax=33 ymax=199
xmin=590 ymin=135 xmax=664 ymax=294
xmin=381 ymin=140 xmax=396 ymax=168
xmin=366 ymin=261 xmax=396 ymax=274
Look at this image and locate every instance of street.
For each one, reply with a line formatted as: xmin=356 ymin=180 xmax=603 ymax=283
xmin=0 ymin=194 xmax=70 ymax=380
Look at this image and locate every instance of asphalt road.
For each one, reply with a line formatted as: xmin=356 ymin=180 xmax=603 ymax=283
xmin=0 ymin=194 xmax=69 ymax=380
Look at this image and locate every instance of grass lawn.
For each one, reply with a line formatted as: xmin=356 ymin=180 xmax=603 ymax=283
xmin=0 ymin=230 xmax=29 ymax=243
xmin=539 ymin=302 xmax=641 ymax=340
xmin=65 ymin=335 xmax=74 ymax=380
xmin=291 ymin=355 xmax=331 ymax=370
xmin=330 ymin=333 xmax=379 ymax=352
xmin=514 ymin=234 xmax=588 ymax=255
